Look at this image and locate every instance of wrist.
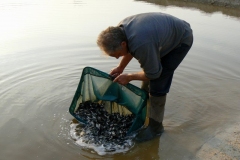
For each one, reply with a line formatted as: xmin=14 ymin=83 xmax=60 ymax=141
xmin=127 ymin=73 xmax=133 ymax=81
xmin=117 ymin=65 xmax=125 ymax=72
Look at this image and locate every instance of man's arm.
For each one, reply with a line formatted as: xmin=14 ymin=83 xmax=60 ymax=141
xmin=110 ymin=53 xmax=133 ymax=76
xmin=113 ymin=71 xmax=149 ymax=85
xmin=118 ymin=53 xmax=133 ymax=70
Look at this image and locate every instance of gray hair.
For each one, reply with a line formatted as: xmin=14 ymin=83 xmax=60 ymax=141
xmin=97 ymin=26 xmax=126 ymax=55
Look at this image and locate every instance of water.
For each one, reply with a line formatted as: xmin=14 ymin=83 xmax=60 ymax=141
xmin=1 ymin=0 xmax=240 ymax=159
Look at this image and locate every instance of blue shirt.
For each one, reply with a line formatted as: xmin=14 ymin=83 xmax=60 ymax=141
xmin=118 ymin=12 xmax=193 ymax=79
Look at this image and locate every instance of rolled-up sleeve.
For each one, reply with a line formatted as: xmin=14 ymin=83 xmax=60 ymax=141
xmin=134 ymin=43 xmax=162 ymax=80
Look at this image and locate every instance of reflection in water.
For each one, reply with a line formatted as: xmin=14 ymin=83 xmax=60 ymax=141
xmin=111 ymin=138 xmax=161 ymax=160
xmin=136 ymin=0 xmax=240 ymax=18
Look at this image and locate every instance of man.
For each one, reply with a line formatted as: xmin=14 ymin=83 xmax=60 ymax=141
xmin=97 ymin=12 xmax=193 ymax=142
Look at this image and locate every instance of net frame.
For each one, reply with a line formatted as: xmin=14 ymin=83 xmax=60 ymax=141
xmin=69 ymin=67 xmax=147 ymax=134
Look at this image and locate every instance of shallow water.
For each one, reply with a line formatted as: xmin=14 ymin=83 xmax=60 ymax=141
xmin=1 ymin=0 xmax=240 ymax=159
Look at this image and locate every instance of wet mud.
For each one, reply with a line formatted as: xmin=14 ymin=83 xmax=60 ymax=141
xmin=138 ymin=0 xmax=240 ymax=8
xmin=138 ymin=0 xmax=240 ymax=18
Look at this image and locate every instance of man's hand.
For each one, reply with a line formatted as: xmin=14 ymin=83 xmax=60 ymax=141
xmin=110 ymin=66 xmax=124 ymax=78
xmin=109 ymin=53 xmax=133 ymax=78
xmin=113 ymin=74 xmax=131 ymax=85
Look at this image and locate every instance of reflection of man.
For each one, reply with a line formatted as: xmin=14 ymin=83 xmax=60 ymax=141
xmin=97 ymin=12 xmax=193 ymax=142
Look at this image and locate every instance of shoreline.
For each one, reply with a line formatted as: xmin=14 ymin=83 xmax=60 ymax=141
xmin=138 ymin=0 xmax=240 ymax=19
xmin=196 ymin=122 xmax=240 ymax=159
xmin=138 ymin=0 xmax=240 ymax=9
xmin=183 ymin=0 xmax=240 ymax=8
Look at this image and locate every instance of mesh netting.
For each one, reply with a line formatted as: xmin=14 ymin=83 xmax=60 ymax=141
xmin=69 ymin=67 xmax=147 ymax=134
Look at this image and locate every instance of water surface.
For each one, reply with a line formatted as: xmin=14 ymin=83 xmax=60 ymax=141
xmin=1 ymin=0 xmax=240 ymax=159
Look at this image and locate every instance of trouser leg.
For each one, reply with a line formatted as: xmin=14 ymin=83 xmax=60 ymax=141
xmin=150 ymin=43 xmax=192 ymax=97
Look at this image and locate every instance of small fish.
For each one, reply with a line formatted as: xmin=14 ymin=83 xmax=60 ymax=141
xmin=74 ymin=101 xmax=135 ymax=147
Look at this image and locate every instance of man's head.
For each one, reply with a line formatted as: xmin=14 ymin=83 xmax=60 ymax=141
xmin=97 ymin=26 xmax=128 ymax=58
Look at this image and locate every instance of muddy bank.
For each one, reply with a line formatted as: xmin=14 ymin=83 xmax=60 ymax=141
xmin=137 ymin=0 xmax=240 ymax=18
xmin=138 ymin=0 xmax=240 ymax=8
xmin=196 ymin=122 xmax=240 ymax=160
xmin=185 ymin=0 xmax=240 ymax=8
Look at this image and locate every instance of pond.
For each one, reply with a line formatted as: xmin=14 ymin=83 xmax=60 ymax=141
xmin=0 ymin=0 xmax=240 ymax=159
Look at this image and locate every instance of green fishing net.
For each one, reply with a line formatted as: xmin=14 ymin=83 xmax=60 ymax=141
xmin=69 ymin=67 xmax=147 ymax=135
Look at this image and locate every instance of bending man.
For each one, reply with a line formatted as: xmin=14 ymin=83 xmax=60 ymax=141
xmin=97 ymin=12 xmax=193 ymax=142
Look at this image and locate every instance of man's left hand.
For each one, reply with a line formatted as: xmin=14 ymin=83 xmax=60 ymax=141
xmin=113 ymin=74 xmax=131 ymax=85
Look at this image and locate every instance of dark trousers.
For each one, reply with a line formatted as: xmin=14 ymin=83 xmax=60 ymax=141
xmin=149 ymin=43 xmax=193 ymax=97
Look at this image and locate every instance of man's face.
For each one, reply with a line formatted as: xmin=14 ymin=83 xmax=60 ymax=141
xmin=109 ymin=49 xmax=127 ymax=59
xmin=109 ymin=41 xmax=128 ymax=59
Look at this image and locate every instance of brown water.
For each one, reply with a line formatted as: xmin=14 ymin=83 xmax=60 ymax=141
xmin=1 ymin=0 xmax=240 ymax=159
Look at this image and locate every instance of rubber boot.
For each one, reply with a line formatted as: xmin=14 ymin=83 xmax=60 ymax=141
xmin=149 ymin=95 xmax=166 ymax=123
xmin=134 ymin=118 xmax=164 ymax=142
xmin=134 ymin=95 xmax=166 ymax=142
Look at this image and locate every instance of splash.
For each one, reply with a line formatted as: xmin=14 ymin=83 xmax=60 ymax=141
xmin=70 ymin=123 xmax=135 ymax=155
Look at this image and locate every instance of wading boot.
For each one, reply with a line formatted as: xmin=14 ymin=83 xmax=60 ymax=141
xmin=134 ymin=95 xmax=166 ymax=142
xmin=134 ymin=118 xmax=164 ymax=142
